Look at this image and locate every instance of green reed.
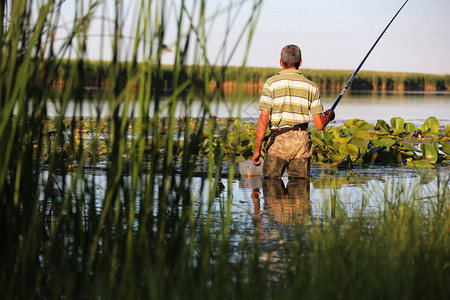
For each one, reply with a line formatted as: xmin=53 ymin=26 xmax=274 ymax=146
xmin=1 ymin=0 xmax=449 ymax=299
xmin=0 ymin=0 xmax=263 ymax=298
xmin=278 ymin=174 xmax=449 ymax=299
xmin=45 ymin=62 xmax=450 ymax=92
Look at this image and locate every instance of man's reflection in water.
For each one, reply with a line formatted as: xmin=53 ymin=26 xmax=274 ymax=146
xmin=263 ymin=178 xmax=311 ymax=223
xmin=250 ymin=178 xmax=311 ymax=263
xmin=251 ymin=178 xmax=311 ymax=238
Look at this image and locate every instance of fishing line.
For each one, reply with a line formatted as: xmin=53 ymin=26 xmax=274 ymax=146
xmin=331 ymin=0 xmax=409 ymax=111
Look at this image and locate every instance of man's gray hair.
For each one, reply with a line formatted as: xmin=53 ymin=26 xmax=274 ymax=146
xmin=281 ymin=44 xmax=302 ymax=69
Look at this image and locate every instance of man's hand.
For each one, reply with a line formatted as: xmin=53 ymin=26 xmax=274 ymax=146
xmin=252 ymin=150 xmax=261 ymax=166
xmin=252 ymin=110 xmax=270 ymax=166
xmin=324 ymin=109 xmax=335 ymax=121
xmin=313 ymin=109 xmax=335 ymax=130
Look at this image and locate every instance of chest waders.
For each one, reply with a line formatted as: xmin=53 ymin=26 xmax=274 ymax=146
xmin=263 ymin=124 xmax=310 ymax=179
xmin=264 ymin=123 xmax=308 ymax=152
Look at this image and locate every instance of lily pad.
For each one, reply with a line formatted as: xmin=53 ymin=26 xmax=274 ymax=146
xmin=313 ymin=129 xmax=333 ymax=144
xmin=350 ymin=137 xmax=369 ymax=149
xmin=343 ymin=119 xmax=373 ymax=130
xmin=420 ymin=117 xmax=439 ymax=134
xmin=390 ymin=117 xmax=405 ymax=134
xmin=333 ymin=136 xmax=352 ymax=144
xmin=372 ymin=137 xmax=397 ymax=150
xmin=332 ymin=136 xmax=352 ymax=150
xmin=402 ymin=142 xmax=418 ymax=153
xmin=420 ymin=143 xmax=438 ymax=164
xmin=329 ymin=153 xmax=347 ymax=163
xmin=445 ymin=125 xmax=450 ymax=135
xmin=404 ymin=122 xmax=416 ymax=133
xmin=339 ymin=143 xmax=360 ymax=162
xmin=406 ymin=160 xmax=435 ymax=169
xmin=367 ymin=145 xmax=386 ymax=155
xmin=374 ymin=119 xmax=391 ymax=134
xmin=351 ymin=130 xmax=377 ymax=141
xmin=440 ymin=142 xmax=450 ymax=156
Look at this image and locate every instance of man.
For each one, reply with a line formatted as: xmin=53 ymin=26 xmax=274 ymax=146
xmin=252 ymin=44 xmax=335 ymax=178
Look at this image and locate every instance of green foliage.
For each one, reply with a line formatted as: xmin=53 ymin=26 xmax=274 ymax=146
xmin=390 ymin=117 xmax=405 ymax=134
xmin=420 ymin=143 xmax=439 ymax=164
xmin=343 ymin=118 xmax=374 ymax=131
xmin=311 ymin=117 xmax=448 ymax=168
xmin=441 ymin=142 xmax=450 ymax=156
xmin=374 ymin=119 xmax=392 ymax=134
xmin=420 ymin=116 xmax=440 ymax=134
xmin=404 ymin=122 xmax=416 ymax=133
xmin=406 ymin=160 xmax=435 ymax=169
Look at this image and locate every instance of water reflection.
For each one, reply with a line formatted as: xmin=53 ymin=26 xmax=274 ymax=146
xmin=248 ymin=178 xmax=311 ymax=244
xmin=246 ymin=178 xmax=311 ymax=264
xmin=261 ymin=179 xmax=311 ymax=224
xmin=237 ymin=166 xmax=449 ymax=223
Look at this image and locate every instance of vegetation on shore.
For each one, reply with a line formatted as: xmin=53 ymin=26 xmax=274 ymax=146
xmin=46 ymin=60 xmax=450 ymax=92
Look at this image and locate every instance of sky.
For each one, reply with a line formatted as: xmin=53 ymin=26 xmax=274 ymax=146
xmin=52 ymin=0 xmax=450 ymax=75
xmin=245 ymin=0 xmax=450 ymax=74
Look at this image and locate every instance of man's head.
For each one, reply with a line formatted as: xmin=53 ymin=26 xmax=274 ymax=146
xmin=280 ymin=44 xmax=302 ymax=69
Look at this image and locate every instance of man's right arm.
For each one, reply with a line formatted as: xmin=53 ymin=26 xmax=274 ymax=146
xmin=252 ymin=110 xmax=270 ymax=165
xmin=313 ymin=109 xmax=335 ymax=130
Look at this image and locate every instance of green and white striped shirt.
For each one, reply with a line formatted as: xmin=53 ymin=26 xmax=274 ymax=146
xmin=258 ymin=69 xmax=324 ymax=129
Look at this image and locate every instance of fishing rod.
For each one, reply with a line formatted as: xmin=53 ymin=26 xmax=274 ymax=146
xmin=330 ymin=0 xmax=409 ymax=111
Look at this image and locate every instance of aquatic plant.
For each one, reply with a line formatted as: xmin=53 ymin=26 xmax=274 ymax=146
xmin=23 ymin=115 xmax=449 ymax=174
xmin=311 ymin=116 xmax=449 ymax=168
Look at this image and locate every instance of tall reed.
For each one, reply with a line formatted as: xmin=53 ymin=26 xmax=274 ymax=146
xmin=0 ymin=0 xmax=264 ymax=298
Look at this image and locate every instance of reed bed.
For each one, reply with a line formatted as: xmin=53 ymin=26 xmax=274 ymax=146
xmin=46 ymin=62 xmax=450 ymax=92
xmin=1 ymin=0 xmax=449 ymax=299
xmin=212 ymin=67 xmax=450 ymax=91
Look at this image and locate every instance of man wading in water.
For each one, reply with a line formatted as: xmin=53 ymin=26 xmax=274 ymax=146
xmin=252 ymin=44 xmax=335 ymax=178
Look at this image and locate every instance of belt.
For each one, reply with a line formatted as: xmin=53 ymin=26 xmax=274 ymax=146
xmin=272 ymin=125 xmax=308 ymax=133
xmin=264 ymin=123 xmax=308 ymax=151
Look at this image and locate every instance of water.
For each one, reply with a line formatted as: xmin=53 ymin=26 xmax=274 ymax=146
xmin=42 ymin=163 xmax=449 ymax=234
xmin=37 ymin=90 xmax=450 ymax=230
xmin=41 ymin=91 xmax=450 ymax=127
xmin=320 ymin=91 xmax=450 ymax=127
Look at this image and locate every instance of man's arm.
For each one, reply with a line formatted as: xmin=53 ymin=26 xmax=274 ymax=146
xmin=252 ymin=110 xmax=270 ymax=165
xmin=313 ymin=109 xmax=335 ymax=130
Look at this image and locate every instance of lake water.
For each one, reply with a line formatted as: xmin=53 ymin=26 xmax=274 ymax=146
xmin=237 ymin=90 xmax=450 ymax=127
xmin=39 ymin=90 xmax=449 ymax=226
xmin=43 ymin=90 xmax=450 ymax=128
xmin=320 ymin=91 xmax=450 ymax=127
xmin=56 ymin=165 xmax=448 ymax=237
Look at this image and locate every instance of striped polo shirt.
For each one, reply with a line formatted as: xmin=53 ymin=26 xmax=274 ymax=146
xmin=258 ymin=69 xmax=324 ymax=129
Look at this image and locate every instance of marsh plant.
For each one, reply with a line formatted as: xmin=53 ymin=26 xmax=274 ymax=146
xmin=0 ymin=0 xmax=449 ymax=299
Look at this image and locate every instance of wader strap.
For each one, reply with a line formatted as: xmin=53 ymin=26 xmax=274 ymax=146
xmin=264 ymin=123 xmax=308 ymax=151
